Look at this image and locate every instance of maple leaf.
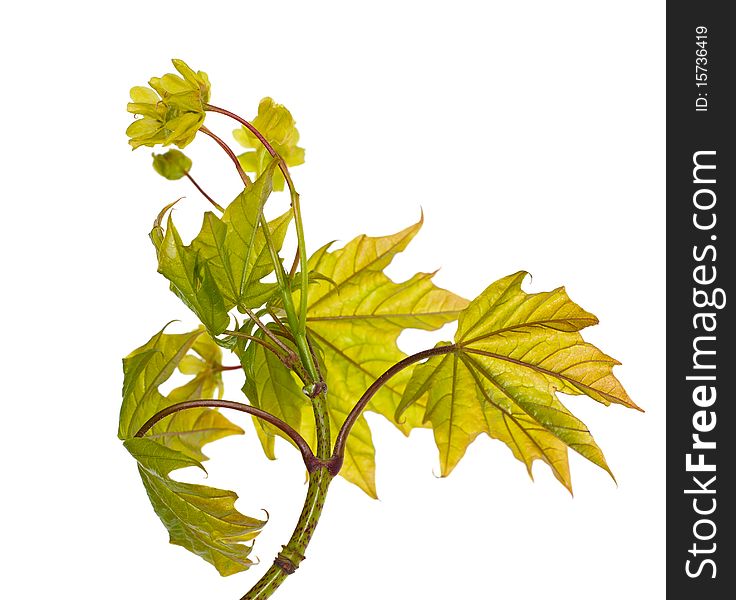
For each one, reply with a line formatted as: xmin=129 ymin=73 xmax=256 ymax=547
xmin=124 ymin=438 xmax=264 ymax=576
xmin=396 ymin=272 xmax=640 ymax=492
xmin=118 ymin=325 xmax=242 ymax=447
xmin=154 ymin=213 xmax=231 ymax=334
xmin=120 ymin=325 xmax=203 ymax=439
xmin=240 ymin=327 xmax=377 ymax=496
xmin=151 ymin=161 xmax=291 ymax=334
xmin=119 ymin=326 xmax=263 ymax=574
xmin=146 ymin=331 xmax=243 ymax=462
xmin=240 ymin=326 xmax=313 ymax=461
xmin=243 ymin=218 xmax=467 ymax=497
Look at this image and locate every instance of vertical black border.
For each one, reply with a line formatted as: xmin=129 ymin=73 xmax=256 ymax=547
xmin=667 ymin=4 xmax=734 ymax=596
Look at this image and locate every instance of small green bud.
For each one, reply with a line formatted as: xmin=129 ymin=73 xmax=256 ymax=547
xmin=152 ymin=149 xmax=192 ymax=180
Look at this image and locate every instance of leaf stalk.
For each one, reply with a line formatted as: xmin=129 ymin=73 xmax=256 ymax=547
xmin=199 ymin=125 xmax=252 ymax=186
xmin=332 ymin=344 xmax=457 ymax=461
xmin=184 ymin=172 xmax=225 ymax=212
xmin=134 ymin=399 xmax=315 ymax=468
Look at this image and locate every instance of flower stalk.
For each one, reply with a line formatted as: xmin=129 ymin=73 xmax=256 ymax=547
xmin=205 ymin=103 xmax=320 ymax=385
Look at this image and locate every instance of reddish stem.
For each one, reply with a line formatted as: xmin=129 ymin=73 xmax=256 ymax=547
xmin=134 ymin=399 xmax=318 ymax=469
xmin=332 ymin=345 xmax=457 ymax=465
xmin=185 ymin=172 xmax=225 ymax=212
xmin=200 ymin=125 xmax=252 ymax=187
xmin=206 ymin=104 xmax=280 ymax=159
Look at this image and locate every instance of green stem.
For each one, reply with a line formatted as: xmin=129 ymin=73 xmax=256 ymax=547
xmin=289 ymin=185 xmax=310 ymax=335
xmin=311 ymin=391 xmax=332 ymax=461
xmin=241 ymin=467 xmax=332 ymax=600
xmin=204 ymin=104 xmax=314 ymax=363
xmin=204 ymin=105 xmax=333 ymax=600
xmin=257 ymin=213 xmax=318 ymax=383
xmin=257 ymin=182 xmax=317 ymax=382
xmin=196 ymin=121 xmax=315 ymax=382
xmin=240 ymin=387 xmax=332 ymax=600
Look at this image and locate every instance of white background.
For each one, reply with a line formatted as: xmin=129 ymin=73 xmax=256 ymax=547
xmin=0 ymin=2 xmax=664 ymax=599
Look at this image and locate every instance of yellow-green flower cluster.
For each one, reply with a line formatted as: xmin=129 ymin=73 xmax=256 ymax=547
xmin=233 ymin=97 xmax=305 ymax=191
xmin=126 ymin=59 xmax=210 ymax=149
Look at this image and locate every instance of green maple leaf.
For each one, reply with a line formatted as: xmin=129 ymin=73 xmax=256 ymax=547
xmin=151 ymin=161 xmax=291 ymax=334
xmin=124 ymin=438 xmax=264 ymax=576
xmin=239 ymin=327 xmax=377 ymax=496
xmin=396 ymin=271 xmax=640 ymax=492
xmin=119 ymin=325 xmax=203 ymax=439
xmin=119 ymin=326 xmax=263 ymax=574
xmin=240 ymin=326 xmax=313 ymax=461
xmin=155 ymin=213 xmax=231 ymax=334
xmin=243 ymin=218 xmax=466 ymax=497
xmin=118 ymin=325 xmax=241 ymax=448
xmin=146 ymin=332 xmax=243 ymax=462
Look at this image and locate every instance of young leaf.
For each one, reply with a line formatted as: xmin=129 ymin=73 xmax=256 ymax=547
xmin=119 ymin=325 xmax=203 ymax=439
xmin=120 ymin=327 xmax=262 ymax=575
xmin=124 ymin=437 xmax=265 ymax=576
xmin=148 ymin=381 xmax=243 ymax=462
xmin=207 ymin=160 xmax=291 ymax=308
xmin=290 ymin=218 xmax=468 ymax=496
xmin=151 ymin=162 xmax=291 ymax=329
xmin=147 ymin=332 xmax=243 ymax=462
xmin=240 ymin=327 xmax=312 ymax=461
xmin=156 ymin=215 xmax=231 ymax=334
xmin=325 ymin=401 xmax=377 ymax=496
xmin=302 ymin=218 xmax=467 ymax=426
xmin=240 ymin=329 xmax=378 ymax=497
xmin=119 ymin=324 xmax=243 ymax=448
xmin=396 ymin=272 xmax=639 ymax=491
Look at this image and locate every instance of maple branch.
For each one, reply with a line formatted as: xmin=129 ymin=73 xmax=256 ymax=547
xmin=241 ymin=346 xmax=459 ymax=599
xmin=240 ymin=467 xmax=332 ymax=600
xmin=305 ymin=336 xmax=325 ymax=386
xmin=332 ymin=344 xmax=457 ymax=467
xmin=134 ymin=399 xmax=316 ymax=468
xmin=204 ymin=105 xmax=334 ymax=600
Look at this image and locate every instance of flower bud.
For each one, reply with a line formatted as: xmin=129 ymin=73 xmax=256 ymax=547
xmin=152 ymin=149 xmax=192 ymax=180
